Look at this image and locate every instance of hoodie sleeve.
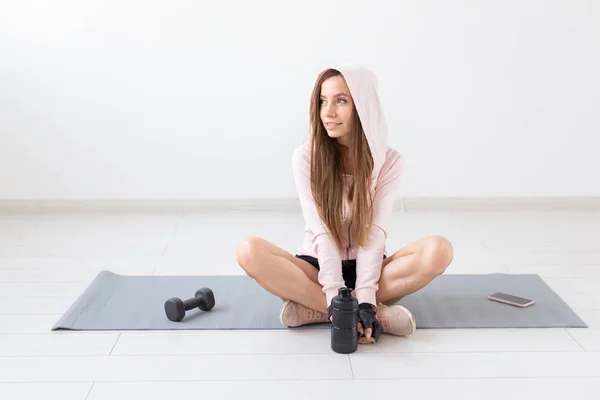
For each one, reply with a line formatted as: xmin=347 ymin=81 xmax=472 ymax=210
xmin=292 ymin=146 xmax=344 ymax=306
xmin=354 ymin=152 xmax=404 ymax=306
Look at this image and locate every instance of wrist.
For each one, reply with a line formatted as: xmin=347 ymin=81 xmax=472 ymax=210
xmin=324 ymin=288 xmax=339 ymax=308
xmin=354 ymin=287 xmax=377 ymax=306
xmin=358 ymin=302 xmax=377 ymax=314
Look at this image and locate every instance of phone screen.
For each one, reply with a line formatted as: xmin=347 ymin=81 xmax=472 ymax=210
xmin=489 ymin=292 xmax=532 ymax=305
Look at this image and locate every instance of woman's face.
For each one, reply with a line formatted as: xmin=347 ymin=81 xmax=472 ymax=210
xmin=319 ymin=75 xmax=354 ymax=146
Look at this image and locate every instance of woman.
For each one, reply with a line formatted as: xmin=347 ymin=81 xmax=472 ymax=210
xmin=237 ymin=65 xmax=453 ymax=344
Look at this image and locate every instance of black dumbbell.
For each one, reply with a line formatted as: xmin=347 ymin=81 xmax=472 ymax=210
xmin=164 ymin=288 xmax=215 ymax=322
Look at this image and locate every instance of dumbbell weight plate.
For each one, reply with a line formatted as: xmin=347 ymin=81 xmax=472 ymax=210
xmin=164 ymin=297 xmax=185 ymax=322
xmin=195 ymin=288 xmax=215 ymax=311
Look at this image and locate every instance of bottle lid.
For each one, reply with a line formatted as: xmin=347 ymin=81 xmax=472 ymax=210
xmin=338 ymin=287 xmax=352 ymax=300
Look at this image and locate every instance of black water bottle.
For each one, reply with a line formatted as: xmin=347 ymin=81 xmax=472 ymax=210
xmin=330 ymin=287 xmax=359 ymax=354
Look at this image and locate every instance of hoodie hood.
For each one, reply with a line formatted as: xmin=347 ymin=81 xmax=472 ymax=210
xmin=311 ymin=64 xmax=389 ymax=192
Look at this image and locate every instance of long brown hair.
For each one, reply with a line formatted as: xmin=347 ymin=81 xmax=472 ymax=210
xmin=309 ymin=68 xmax=374 ymax=253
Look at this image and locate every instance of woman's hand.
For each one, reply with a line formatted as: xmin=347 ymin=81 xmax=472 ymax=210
xmin=357 ymin=303 xmax=382 ymax=344
xmin=357 ymin=324 xmax=375 ymax=344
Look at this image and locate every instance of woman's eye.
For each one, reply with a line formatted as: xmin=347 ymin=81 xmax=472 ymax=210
xmin=320 ymin=98 xmax=346 ymax=105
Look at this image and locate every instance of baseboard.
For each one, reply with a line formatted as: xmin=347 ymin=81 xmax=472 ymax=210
xmin=1 ymin=197 xmax=600 ymax=214
xmin=0 ymin=199 xmax=301 ymax=214
xmin=400 ymin=196 xmax=600 ymax=211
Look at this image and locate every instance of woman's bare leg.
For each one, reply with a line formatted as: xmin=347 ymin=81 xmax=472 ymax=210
xmin=236 ymin=237 xmax=328 ymax=315
xmin=376 ymin=235 xmax=454 ymax=306
xmin=236 ymin=235 xmax=453 ymax=336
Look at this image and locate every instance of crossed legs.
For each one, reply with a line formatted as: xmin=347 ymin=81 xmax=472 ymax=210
xmin=236 ymin=235 xmax=454 ymax=313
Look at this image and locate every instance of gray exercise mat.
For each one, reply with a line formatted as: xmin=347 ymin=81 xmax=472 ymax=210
xmin=51 ymin=271 xmax=588 ymax=331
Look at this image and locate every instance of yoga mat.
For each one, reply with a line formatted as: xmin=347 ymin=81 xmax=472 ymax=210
xmin=52 ymin=271 xmax=588 ymax=331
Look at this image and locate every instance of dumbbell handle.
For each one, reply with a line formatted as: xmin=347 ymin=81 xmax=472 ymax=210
xmin=182 ymin=296 xmax=205 ymax=311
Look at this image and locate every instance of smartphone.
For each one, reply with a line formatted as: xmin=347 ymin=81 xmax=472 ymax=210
xmin=488 ymin=292 xmax=534 ymax=308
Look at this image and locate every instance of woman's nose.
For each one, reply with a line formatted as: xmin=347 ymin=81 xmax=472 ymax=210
xmin=325 ymin=104 xmax=336 ymax=116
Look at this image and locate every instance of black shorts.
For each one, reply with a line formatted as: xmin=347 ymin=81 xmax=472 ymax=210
xmin=295 ymin=254 xmax=387 ymax=290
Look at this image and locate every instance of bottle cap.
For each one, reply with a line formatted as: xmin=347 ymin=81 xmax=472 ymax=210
xmin=338 ymin=287 xmax=352 ymax=300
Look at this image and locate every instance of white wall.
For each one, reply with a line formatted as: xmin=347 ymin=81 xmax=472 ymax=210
xmin=1 ymin=0 xmax=598 ymax=200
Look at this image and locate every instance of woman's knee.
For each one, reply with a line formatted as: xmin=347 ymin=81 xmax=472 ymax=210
xmin=236 ymin=236 xmax=268 ymax=278
xmin=421 ymin=235 xmax=454 ymax=276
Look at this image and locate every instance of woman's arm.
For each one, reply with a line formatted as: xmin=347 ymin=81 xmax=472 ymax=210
xmin=292 ymin=145 xmax=344 ymax=306
xmin=354 ymin=152 xmax=404 ymax=306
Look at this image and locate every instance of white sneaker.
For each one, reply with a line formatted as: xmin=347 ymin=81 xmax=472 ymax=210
xmin=279 ymin=300 xmax=329 ymax=327
xmin=376 ymin=303 xmax=416 ymax=336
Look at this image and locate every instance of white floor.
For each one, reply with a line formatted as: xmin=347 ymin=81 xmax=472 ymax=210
xmin=1 ymin=209 xmax=599 ymax=399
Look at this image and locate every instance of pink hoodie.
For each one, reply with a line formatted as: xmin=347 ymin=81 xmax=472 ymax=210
xmin=292 ymin=65 xmax=404 ymax=307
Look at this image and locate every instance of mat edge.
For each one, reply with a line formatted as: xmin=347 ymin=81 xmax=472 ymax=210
xmin=50 ymin=270 xmax=122 ymax=331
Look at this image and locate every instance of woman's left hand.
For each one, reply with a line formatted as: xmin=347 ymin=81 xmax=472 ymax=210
xmin=357 ymin=322 xmax=375 ymax=344
xmin=357 ymin=303 xmax=382 ymax=344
